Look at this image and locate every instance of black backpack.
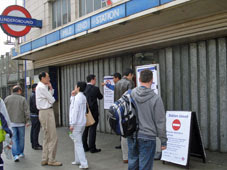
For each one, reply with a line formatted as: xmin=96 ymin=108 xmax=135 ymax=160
xmin=108 ymin=89 xmax=138 ymax=137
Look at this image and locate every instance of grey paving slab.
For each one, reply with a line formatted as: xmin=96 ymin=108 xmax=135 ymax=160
xmin=3 ymin=127 xmax=227 ymax=170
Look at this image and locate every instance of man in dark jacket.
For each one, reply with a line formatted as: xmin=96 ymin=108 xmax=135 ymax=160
xmin=30 ymin=84 xmax=42 ymax=150
xmin=82 ymin=74 xmax=103 ymax=153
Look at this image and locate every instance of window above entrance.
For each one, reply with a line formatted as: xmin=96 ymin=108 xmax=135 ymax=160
xmin=79 ymin=0 xmax=123 ymax=17
xmin=52 ymin=0 xmax=71 ymax=29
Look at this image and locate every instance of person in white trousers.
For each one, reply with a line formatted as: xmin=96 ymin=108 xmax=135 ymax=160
xmin=69 ymin=81 xmax=88 ymax=169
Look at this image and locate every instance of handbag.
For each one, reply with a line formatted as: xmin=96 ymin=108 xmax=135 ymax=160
xmin=86 ymin=103 xmax=95 ymax=127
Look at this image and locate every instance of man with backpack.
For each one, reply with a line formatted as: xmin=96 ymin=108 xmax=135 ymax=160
xmin=129 ymin=69 xmax=167 ymax=170
xmin=114 ymin=68 xmax=134 ymax=163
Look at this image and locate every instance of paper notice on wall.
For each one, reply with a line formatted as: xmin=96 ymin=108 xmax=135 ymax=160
xmin=135 ymin=64 xmax=160 ymax=95
xmin=104 ymin=76 xmax=115 ymax=109
xmin=161 ymin=111 xmax=192 ymax=166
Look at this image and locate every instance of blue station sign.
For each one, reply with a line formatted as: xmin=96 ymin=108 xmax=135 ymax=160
xmin=91 ymin=4 xmax=126 ymax=28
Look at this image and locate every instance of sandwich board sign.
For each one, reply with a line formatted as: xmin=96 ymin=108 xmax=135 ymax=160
xmin=161 ymin=111 xmax=206 ymax=168
xmin=135 ymin=64 xmax=160 ymax=95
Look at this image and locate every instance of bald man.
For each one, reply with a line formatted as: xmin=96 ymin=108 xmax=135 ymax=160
xmin=4 ymin=86 xmax=30 ymax=162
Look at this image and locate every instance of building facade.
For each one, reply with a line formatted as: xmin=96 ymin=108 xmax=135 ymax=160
xmin=12 ymin=0 xmax=227 ymax=152
xmin=0 ymin=52 xmax=25 ymax=99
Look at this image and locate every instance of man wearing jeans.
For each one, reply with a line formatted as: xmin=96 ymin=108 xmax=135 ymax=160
xmin=4 ymin=86 xmax=30 ymax=162
xmin=115 ymin=68 xmax=134 ymax=163
xmin=130 ymin=69 xmax=167 ymax=170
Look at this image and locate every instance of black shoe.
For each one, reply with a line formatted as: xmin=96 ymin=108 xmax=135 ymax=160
xmin=33 ymin=146 xmax=42 ymax=150
xmin=115 ymin=145 xmax=121 ymax=149
xmin=90 ymin=148 xmax=101 ymax=153
xmin=84 ymin=148 xmax=90 ymax=152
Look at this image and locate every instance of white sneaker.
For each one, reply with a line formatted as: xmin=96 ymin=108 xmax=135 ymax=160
xmin=19 ymin=153 xmax=25 ymax=158
xmin=72 ymin=161 xmax=80 ymax=165
xmin=79 ymin=165 xmax=88 ymax=169
xmin=14 ymin=155 xmax=19 ymax=162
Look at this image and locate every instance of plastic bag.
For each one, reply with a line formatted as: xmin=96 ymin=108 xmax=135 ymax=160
xmin=69 ymin=131 xmax=75 ymax=140
xmin=3 ymin=134 xmax=12 ymax=160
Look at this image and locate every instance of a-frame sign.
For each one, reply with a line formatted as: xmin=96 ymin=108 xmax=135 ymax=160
xmin=161 ymin=111 xmax=206 ymax=168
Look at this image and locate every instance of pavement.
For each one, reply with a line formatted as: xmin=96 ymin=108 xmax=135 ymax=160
xmin=3 ymin=127 xmax=227 ymax=170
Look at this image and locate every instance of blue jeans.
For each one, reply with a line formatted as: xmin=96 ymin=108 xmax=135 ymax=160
xmin=128 ymin=137 xmax=156 ymax=170
xmin=12 ymin=126 xmax=25 ymax=157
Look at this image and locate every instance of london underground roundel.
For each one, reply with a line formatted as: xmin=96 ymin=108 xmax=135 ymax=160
xmin=1 ymin=5 xmax=32 ymax=37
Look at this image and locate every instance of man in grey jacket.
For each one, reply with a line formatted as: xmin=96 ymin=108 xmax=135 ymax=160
xmin=129 ymin=69 xmax=167 ymax=170
xmin=114 ymin=68 xmax=134 ymax=163
xmin=4 ymin=86 xmax=30 ymax=162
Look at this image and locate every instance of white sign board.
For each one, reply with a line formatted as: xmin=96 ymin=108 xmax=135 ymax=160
xmin=161 ymin=111 xmax=192 ymax=166
xmin=135 ymin=64 xmax=160 ymax=95
xmin=103 ymin=76 xmax=115 ymax=109
xmin=34 ymin=75 xmax=39 ymax=84
xmin=26 ymin=77 xmax=30 ymax=86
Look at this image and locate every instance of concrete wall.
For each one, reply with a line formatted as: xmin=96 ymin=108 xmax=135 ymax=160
xmin=60 ymin=37 xmax=227 ymax=152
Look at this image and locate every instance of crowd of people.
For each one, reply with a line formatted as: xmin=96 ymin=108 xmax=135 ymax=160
xmin=0 ymin=68 xmax=167 ymax=170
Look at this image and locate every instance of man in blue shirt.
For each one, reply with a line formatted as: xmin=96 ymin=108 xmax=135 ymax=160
xmin=102 ymin=72 xmax=121 ymax=91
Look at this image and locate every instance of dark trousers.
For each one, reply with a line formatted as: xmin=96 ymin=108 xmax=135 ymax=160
xmin=30 ymin=116 xmax=41 ymax=148
xmin=0 ymin=155 xmax=3 ymax=170
xmin=82 ymin=118 xmax=99 ymax=151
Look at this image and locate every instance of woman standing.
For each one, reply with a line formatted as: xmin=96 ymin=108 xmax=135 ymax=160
xmin=69 ymin=82 xmax=88 ymax=169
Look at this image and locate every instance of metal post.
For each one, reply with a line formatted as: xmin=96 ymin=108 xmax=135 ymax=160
xmin=0 ymin=56 xmax=2 ymax=97
xmin=22 ymin=0 xmax=27 ymax=99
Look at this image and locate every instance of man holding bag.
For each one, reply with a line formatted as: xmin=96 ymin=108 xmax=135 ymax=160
xmin=82 ymin=74 xmax=103 ymax=153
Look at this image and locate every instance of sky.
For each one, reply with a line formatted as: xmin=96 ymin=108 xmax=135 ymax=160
xmin=0 ymin=0 xmax=23 ymax=56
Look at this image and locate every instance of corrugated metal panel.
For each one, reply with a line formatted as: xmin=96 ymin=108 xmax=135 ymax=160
xmin=218 ymin=38 xmax=227 ymax=152
xmin=157 ymin=38 xmax=227 ymax=152
xmin=60 ymin=37 xmax=227 ymax=152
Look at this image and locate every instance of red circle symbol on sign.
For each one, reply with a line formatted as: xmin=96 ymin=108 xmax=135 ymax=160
xmin=172 ymin=119 xmax=181 ymax=131
xmin=1 ymin=5 xmax=31 ymax=37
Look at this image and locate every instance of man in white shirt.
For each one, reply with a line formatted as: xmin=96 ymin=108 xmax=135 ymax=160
xmin=36 ymin=72 xmax=62 ymax=166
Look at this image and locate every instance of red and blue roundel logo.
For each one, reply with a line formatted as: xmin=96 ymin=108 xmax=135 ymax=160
xmin=1 ymin=5 xmax=32 ymax=37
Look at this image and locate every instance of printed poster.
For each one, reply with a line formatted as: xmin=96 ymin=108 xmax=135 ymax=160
xmin=135 ymin=64 xmax=160 ymax=95
xmin=103 ymin=76 xmax=115 ymax=109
